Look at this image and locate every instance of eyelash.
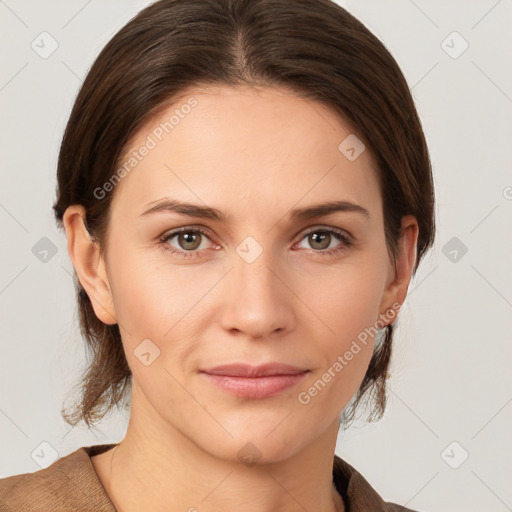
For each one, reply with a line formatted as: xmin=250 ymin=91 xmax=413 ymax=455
xmin=158 ymin=226 xmax=353 ymax=259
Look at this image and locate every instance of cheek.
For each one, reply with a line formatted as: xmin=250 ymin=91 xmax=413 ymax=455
xmin=108 ymin=260 xmax=199 ymax=405
xmin=107 ymin=251 xmax=217 ymax=363
xmin=310 ymin=261 xmax=385 ymax=342
xmin=108 ymin=244 xmax=183 ymax=324
xmin=298 ymin=291 xmax=380 ymax=416
xmin=111 ymin=265 xmax=169 ymax=337
xmin=302 ymin=262 xmax=385 ymax=399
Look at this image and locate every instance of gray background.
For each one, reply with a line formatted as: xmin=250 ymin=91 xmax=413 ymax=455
xmin=1 ymin=1 xmax=511 ymax=511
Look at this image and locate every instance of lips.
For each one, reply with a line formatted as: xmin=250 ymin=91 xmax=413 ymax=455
xmin=200 ymin=362 xmax=308 ymax=377
xmin=199 ymin=363 xmax=309 ymax=399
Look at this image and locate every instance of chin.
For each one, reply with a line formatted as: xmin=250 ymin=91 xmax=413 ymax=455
xmin=194 ymin=422 xmax=308 ymax=466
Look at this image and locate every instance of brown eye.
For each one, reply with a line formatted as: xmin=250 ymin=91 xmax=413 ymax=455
xmin=160 ymin=228 xmax=214 ymax=257
xmin=296 ymin=228 xmax=352 ymax=255
xmin=308 ymin=232 xmax=331 ymax=250
xmin=177 ymin=231 xmax=203 ymax=250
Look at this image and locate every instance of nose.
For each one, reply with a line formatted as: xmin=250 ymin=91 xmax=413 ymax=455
xmin=218 ymin=245 xmax=296 ymax=340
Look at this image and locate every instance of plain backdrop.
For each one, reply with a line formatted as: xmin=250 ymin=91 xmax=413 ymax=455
xmin=1 ymin=1 xmax=511 ymax=511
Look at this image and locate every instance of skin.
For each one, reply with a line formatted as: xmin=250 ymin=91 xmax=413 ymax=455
xmin=63 ymin=84 xmax=418 ymax=512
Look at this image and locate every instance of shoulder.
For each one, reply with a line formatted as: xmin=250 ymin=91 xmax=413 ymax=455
xmin=0 ymin=445 xmax=116 ymax=512
xmin=333 ymin=455 xmax=422 ymax=512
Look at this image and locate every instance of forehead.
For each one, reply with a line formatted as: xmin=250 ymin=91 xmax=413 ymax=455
xmin=110 ymin=84 xmax=381 ymax=221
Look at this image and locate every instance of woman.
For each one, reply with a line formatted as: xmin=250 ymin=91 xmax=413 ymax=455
xmin=0 ymin=0 xmax=435 ymax=510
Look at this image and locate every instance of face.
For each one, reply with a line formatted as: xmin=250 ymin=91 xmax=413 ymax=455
xmin=68 ymin=84 xmax=415 ymax=464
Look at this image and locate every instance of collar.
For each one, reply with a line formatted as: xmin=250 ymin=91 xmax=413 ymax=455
xmin=0 ymin=443 xmax=406 ymax=512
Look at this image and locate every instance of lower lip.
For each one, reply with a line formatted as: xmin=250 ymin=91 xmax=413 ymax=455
xmin=200 ymin=372 xmax=309 ymax=399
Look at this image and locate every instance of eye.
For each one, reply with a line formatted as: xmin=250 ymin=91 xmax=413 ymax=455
xmin=295 ymin=227 xmax=353 ymax=256
xmin=159 ymin=227 xmax=217 ymax=258
xmin=159 ymin=226 xmax=353 ymax=259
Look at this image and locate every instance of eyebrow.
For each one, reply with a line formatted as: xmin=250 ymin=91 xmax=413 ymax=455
xmin=140 ymin=198 xmax=370 ymax=222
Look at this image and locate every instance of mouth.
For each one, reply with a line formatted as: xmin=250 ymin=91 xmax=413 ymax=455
xmin=199 ymin=363 xmax=310 ymax=399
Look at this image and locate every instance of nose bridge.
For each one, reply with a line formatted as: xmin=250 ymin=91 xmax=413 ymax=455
xmin=220 ymin=233 xmax=294 ymax=337
xmin=233 ymin=235 xmax=281 ymax=300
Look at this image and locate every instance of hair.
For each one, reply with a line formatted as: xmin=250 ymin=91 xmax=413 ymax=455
xmin=53 ymin=0 xmax=435 ymax=429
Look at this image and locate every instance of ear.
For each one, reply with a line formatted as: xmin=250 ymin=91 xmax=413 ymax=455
xmin=378 ymin=214 xmax=418 ymax=324
xmin=62 ymin=205 xmax=117 ymax=325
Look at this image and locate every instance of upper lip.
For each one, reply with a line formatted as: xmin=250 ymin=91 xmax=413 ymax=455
xmin=200 ymin=363 xmax=309 ymax=377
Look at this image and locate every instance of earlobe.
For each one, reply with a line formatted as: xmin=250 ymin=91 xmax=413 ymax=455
xmin=378 ymin=215 xmax=419 ymax=324
xmin=62 ymin=205 xmax=117 ymax=325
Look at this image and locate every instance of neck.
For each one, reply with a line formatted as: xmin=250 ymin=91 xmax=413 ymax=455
xmin=101 ymin=383 xmax=345 ymax=512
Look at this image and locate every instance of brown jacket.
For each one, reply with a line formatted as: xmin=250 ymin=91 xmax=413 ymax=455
xmin=0 ymin=444 xmax=419 ymax=511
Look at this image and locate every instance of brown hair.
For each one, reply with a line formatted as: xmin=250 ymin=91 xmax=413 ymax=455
xmin=53 ymin=0 xmax=435 ymax=429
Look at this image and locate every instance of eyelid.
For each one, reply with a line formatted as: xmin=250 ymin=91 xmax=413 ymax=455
xmin=159 ymin=225 xmax=217 ymax=245
xmin=297 ymin=224 xmax=353 ymax=241
xmin=160 ymin=224 xmax=213 ymax=236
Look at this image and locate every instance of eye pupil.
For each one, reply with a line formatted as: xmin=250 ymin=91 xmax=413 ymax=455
xmin=309 ymin=232 xmax=330 ymax=250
